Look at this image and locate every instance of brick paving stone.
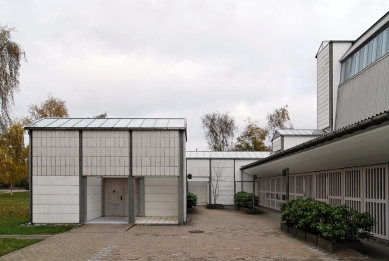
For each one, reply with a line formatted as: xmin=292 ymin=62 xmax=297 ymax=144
xmin=0 ymin=206 xmax=372 ymax=260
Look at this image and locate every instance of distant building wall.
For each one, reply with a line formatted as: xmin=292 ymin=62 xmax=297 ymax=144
xmin=317 ymin=43 xmax=330 ymax=130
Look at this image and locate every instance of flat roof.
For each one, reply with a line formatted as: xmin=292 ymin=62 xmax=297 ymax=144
xmin=186 ymin=151 xmax=270 ymax=159
xmin=272 ymin=129 xmax=325 ymax=141
xmin=25 ymin=118 xmax=187 ymax=133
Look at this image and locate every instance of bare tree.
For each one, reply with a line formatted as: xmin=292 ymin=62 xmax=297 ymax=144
xmin=201 ymin=112 xmax=236 ymax=151
xmin=210 ymin=160 xmax=228 ymax=204
xmin=234 ymin=118 xmax=269 ymax=151
xmin=0 ymin=26 xmax=26 ymax=131
xmin=265 ymin=105 xmax=293 ymax=142
xmin=93 ymin=112 xmax=107 ymax=118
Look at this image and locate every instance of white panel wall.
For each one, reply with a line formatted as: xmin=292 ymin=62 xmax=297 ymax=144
xmin=86 ymin=177 xmax=102 ymax=221
xmin=33 ymin=176 xmax=79 ymax=223
xmin=211 ymin=160 xmax=234 ymax=205
xmin=242 ymin=181 xmax=259 ymax=195
xmin=283 ymin=136 xmax=319 ymax=150
xmin=332 ymin=42 xmax=352 ymax=127
xmin=133 ymin=131 xmax=180 ymax=176
xmin=187 ymin=158 xmax=260 ymax=204
xmin=144 ymin=177 xmax=178 ymax=216
xmin=187 ymin=159 xmax=209 ymax=177
xmin=235 ymin=160 xmax=260 ymax=195
xmin=83 ymin=131 xmax=129 ymax=176
xmin=317 ymin=44 xmax=330 ymax=130
xmin=272 ymin=137 xmax=282 ymax=152
xmin=33 ymin=130 xmax=79 ymax=176
xmin=188 ymin=181 xmax=207 ymax=205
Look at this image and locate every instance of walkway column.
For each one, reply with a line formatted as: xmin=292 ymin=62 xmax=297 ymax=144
xmin=178 ymin=130 xmax=185 ymax=225
xmin=128 ymin=131 xmax=135 ymax=224
xmin=252 ymin=175 xmax=257 ymax=214
xmin=209 ymin=159 xmax=212 ymax=204
xmin=283 ymin=168 xmax=289 ymax=201
xmin=29 ymin=130 xmax=33 ymax=224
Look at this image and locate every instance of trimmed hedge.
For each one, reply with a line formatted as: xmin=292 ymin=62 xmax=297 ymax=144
xmin=280 ymin=198 xmax=376 ymax=243
xmin=234 ymin=191 xmax=259 ymax=208
xmin=187 ymin=192 xmax=197 ymax=208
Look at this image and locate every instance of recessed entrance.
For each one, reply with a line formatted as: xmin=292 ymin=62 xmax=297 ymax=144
xmin=104 ymin=178 xmax=129 ymax=217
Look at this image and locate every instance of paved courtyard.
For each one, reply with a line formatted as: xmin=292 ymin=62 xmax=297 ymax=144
xmin=0 ymin=206 xmax=373 ymax=260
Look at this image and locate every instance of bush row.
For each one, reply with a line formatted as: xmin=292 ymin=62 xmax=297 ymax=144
xmin=234 ymin=191 xmax=259 ymax=208
xmin=280 ymin=198 xmax=375 ymax=242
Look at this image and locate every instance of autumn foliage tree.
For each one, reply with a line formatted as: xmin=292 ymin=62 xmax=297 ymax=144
xmin=0 ymin=121 xmax=29 ymax=193
xmin=0 ymin=26 xmax=26 ymax=131
xmin=234 ymin=118 xmax=269 ymax=151
xmin=265 ymin=105 xmax=293 ymax=142
xmin=201 ymin=112 xmax=236 ymax=151
xmin=24 ymin=94 xmax=69 ymax=124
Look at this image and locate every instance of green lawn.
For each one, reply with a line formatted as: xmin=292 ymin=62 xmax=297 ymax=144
xmin=0 ymin=192 xmax=74 ymax=234
xmin=0 ymin=238 xmax=41 ymax=257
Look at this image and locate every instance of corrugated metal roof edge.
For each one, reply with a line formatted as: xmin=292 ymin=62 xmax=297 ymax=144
xmin=241 ymin=110 xmax=389 ymax=170
xmin=186 ymin=151 xmax=270 ymax=159
xmin=271 ymin=129 xmax=324 ymax=141
xmin=24 ymin=117 xmax=188 ymax=141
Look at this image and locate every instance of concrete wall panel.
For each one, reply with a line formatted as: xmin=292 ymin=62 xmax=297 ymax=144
xmin=86 ymin=177 xmax=102 ymax=221
xmin=32 ymin=176 xmax=79 ymax=223
xmin=144 ymin=177 xmax=178 ymax=216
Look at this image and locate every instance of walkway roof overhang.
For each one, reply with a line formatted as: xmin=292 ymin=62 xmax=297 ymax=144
xmin=241 ymin=111 xmax=389 ymax=178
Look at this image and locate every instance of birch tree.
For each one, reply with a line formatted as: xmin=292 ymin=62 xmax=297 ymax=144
xmin=266 ymin=105 xmax=293 ymax=142
xmin=201 ymin=112 xmax=236 ymax=151
xmin=0 ymin=26 xmax=26 ymax=131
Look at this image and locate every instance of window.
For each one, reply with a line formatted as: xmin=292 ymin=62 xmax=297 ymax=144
xmin=340 ymin=24 xmax=389 ymax=84
xmin=376 ymin=31 xmax=383 ymax=59
xmin=358 ymin=46 xmax=365 ymax=72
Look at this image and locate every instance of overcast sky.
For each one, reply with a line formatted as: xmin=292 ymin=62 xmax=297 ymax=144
xmin=2 ymin=1 xmax=389 ymax=150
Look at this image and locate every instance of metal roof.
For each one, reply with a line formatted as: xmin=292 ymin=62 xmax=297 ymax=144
xmin=186 ymin=151 xmax=270 ymax=159
xmin=24 ymin=118 xmax=187 ymax=131
xmin=242 ymin=110 xmax=389 ymax=171
xmin=272 ymin=129 xmax=325 ymax=141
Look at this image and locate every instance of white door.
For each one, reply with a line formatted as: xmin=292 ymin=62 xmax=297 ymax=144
xmin=188 ymin=181 xmax=207 ymax=205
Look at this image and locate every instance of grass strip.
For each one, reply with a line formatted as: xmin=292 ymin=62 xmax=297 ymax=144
xmin=0 ymin=238 xmax=41 ymax=257
xmin=0 ymin=192 xmax=73 ymax=234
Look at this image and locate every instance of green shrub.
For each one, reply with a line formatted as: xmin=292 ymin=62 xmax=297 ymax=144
xmin=187 ymin=192 xmax=197 ymax=208
xmin=234 ymin=191 xmax=259 ymax=208
xmin=280 ymin=198 xmax=376 ymax=243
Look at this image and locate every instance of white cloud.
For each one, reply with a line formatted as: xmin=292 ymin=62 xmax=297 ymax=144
xmin=2 ymin=0 xmax=389 ymax=150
